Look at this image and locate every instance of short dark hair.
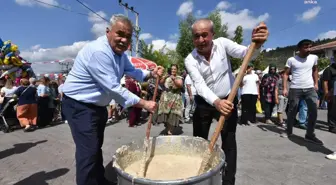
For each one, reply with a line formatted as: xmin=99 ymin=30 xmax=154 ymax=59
xmin=297 ymin=39 xmax=313 ymax=48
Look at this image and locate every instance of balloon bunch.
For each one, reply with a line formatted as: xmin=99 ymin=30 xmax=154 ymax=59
xmin=0 ymin=37 xmax=34 ymax=83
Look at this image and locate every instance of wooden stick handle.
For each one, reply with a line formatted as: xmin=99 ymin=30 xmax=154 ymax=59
xmin=208 ymin=42 xmax=258 ymax=152
xmin=146 ymin=77 xmax=160 ymax=139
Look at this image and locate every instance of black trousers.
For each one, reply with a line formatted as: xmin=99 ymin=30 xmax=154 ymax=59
xmin=193 ymin=95 xmax=238 ymax=185
xmin=240 ymin=94 xmax=258 ymax=124
xmin=327 ymin=98 xmax=335 ymax=129
xmin=262 ymin=101 xmax=275 ymax=120
xmin=62 ymin=95 xmax=108 ymax=185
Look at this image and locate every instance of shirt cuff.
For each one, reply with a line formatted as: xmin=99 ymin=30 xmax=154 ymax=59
xmin=208 ymin=93 xmax=219 ymax=106
xmin=142 ymin=70 xmax=151 ymax=81
xmin=122 ymin=93 xmax=141 ymax=109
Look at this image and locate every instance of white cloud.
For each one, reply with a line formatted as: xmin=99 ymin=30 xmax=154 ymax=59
xmin=88 ymin=11 xmax=109 ymax=38
xmin=219 ymin=9 xmax=270 ymax=35
xmin=30 ymin=44 xmax=41 ymax=51
xmin=21 ymin=41 xmax=89 ymax=63
xmin=297 ymin=6 xmax=321 ymax=22
xmin=216 ymin=1 xmax=231 ymax=10
xmin=316 ymin=30 xmax=336 ymax=40
xmin=151 ymin=40 xmax=177 ymax=52
xmin=139 ymin=33 xmax=153 ymax=40
xmin=169 ymin=33 xmax=179 ymax=40
xmin=177 ymin=1 xmax=193 ymax=17
xmin=196 ymin=10 xmax=203 ymax=16
xmin=265 ymin=48 xmax=275 ymax=52
xmin=15 ymin=0 xmax=59 ymax=8
xmin=21 ymin=41 xmax=90 ymax=74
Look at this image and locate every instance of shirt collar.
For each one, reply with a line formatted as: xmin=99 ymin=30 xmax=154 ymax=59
xmin=102 ymin=35 xmax=123 ymax=58
xmin=192 ymin=40 xmax=218 ymax=61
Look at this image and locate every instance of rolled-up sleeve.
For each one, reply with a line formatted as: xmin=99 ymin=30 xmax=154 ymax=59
xmin=185 ymin=58 xmax=219 ymax=105
xmin=124 ymin=56 xmax=150 ymax=82
xmin=87 ymin=51 xmax=140 ymax=108
xmin=220 ymin=37 xmax=261 ymax=60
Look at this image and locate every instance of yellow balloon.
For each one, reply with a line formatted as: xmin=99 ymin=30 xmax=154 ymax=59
xmin=10 ymin=44 xmax=18 ymax=52
xmin=3 ymin=57 xmax=11 ymax=65
xmin=12 ymin=57 xmax=23 ymax=66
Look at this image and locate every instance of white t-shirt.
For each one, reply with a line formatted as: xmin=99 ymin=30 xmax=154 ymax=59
xmin=285 ymin=54 xmax=318 ymax=89
xmin=1 ymin=86 xmax=18 ymax=97
xmin=184 ymin=75 xmax=197 ymax=96
xmin=241 ymin=73 xmax=259 ymax=95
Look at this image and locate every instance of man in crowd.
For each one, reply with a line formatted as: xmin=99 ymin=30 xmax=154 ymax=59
xmin=322 ymin=52 xmax=336 ymax=134
xmin=282 ymin=39 xmax=323 ymax=145
xmin=185 ymin=18 xmax=268 ymax=185
xmin=62 ymin=14 xmax=163 ymax=185
xmin=184 ymin=72 xmax=197 ymax=123
xmin=275 ymin=70 xmax=288 ymax=127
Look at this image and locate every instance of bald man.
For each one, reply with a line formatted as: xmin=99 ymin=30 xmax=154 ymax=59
xmin=185 ymin=18 xmax=268 ymax=185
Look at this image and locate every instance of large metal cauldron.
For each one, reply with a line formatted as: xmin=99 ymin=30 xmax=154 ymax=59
xmin=112 ymin=136 xmax=225 ymax=185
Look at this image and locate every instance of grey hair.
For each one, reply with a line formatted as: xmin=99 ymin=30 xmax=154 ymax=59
xmin=108 ymin=14 xmax=133 ymax=29
xmin=191 ymin=18 xmax=214 ymax=33
xmin=29 ymin=77 xmax=36 ymax=84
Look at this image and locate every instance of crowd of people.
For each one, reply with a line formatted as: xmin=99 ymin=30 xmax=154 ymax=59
xmin=0 ymin=76 xmax=65 ymax=132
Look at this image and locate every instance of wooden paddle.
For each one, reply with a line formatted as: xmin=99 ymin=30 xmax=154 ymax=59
xmin=198 ymin=35 xmax=260 ymax=175
xmin=139 ymin=76 xmax=160 ymax=177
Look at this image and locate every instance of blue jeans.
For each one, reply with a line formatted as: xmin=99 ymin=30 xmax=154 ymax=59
xmin=298 ymin=99 xmax=308 ymax=125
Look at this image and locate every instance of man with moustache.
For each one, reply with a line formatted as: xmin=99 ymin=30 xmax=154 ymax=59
xmin=184 ymin=18 xmax=269 ymax=185
xmin=62 ymin=14 xmax=163 ymax=185
xmin=282 ymin=39 xmax=323 ymax=145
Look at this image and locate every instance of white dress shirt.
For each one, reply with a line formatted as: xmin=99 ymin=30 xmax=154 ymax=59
xmin=184 ymin=37 xmax=260 ymax=106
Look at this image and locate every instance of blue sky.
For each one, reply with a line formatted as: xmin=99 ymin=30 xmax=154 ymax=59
xmin=1 ymin=0 xmax=336 ymax=73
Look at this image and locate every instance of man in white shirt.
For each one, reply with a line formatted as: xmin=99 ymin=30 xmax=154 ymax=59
xmin=184 ymin=73 xmax=197 ymax=122
xmin=185 ymin=18 xmax=268 ymax=185
xmin=282 ymin=39 xmax=323 ymax=145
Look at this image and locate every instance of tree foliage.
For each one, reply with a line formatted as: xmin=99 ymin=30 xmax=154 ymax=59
xmin=208 ymin=10 xmax=228 ymax=39
xmin=318 ymin=57 xmax=330 ymax=71
xmin=176 ymin=13 xmax=195 ymax=61
xmin=233 ymin=26 xmax=243 ymax=44
xmin=230 ymin=26 xmax=244 ymax=71
xmin=252 ymin=51 xmax=267 ymax=70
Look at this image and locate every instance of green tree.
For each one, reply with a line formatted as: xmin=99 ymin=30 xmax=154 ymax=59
xmin=252 ymin=51 xmax=267 ymax=70
xmin=176 ymin=13 xmax=195 ymax=61
xmin=318 ymin=57 xmax=330 ymax=71
xmin=233 ymin=26 xmax=243 ymax=44
xmin=139 ymin=39 xmax=171 ymax=68
xmin=208 ymin=10 xmax=228 ymax=39
xmin=230 ymin=26 xmax=244 ymax=71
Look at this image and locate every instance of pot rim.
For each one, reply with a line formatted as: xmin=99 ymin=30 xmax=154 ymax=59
xmin=112 ymin=135 xmax=225 ymax=185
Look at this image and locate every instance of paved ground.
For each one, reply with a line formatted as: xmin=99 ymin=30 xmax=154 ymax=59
xmin=0 ymin=109 xmax=335 ymax=185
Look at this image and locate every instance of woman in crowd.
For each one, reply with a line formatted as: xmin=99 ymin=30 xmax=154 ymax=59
xmin=240 ymin=63 xmax=260 ymax=125
xmin=37 ymin=77 xmax=51 ymax=127
xmin=125 ymin=76 xmax=142 ymax=127
xmin=49 ymin=81 xmax=60 ymax=122
xmin=1 ymin=79 xmax=18 ymax=104
xmin=14 ymin=78 xmax=38 ymax=132
xmin=260 ymin=64 xmax=279 ymax=124
xmin=157 ymin=64 xmax=183 ymax=135
xmin=147 ymin=72 xmax=165 ymax=125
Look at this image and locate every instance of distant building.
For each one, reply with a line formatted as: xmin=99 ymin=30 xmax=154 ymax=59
xmin=310 ymin=40 xmax=336 ymax=58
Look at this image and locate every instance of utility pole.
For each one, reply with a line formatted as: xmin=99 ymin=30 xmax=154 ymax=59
xmin=118 ymin=0 xmax=140 ymax=57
